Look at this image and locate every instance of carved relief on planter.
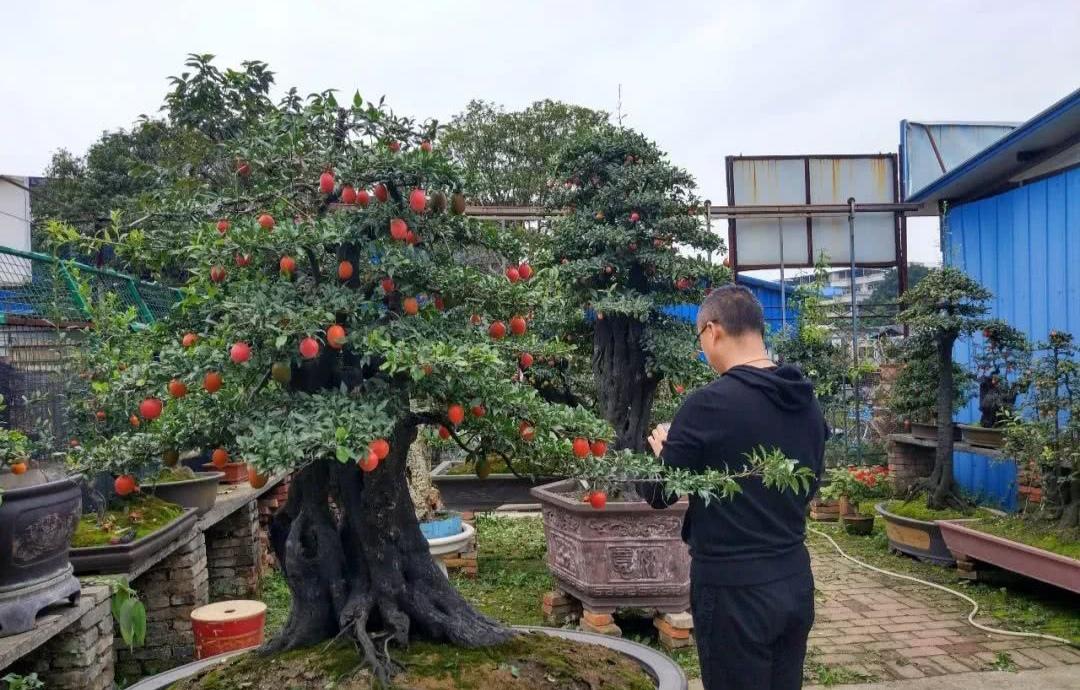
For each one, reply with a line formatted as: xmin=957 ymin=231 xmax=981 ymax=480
xmin=532 ymin=480 xmax=690 ymax=613
xmin=13 ymin=509 xmax=79 ymax=564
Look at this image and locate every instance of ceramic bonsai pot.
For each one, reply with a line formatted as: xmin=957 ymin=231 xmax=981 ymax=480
xmin=203 ymin=462 xmax=246 ymax=484
xmin=0 ymin=475 xmax=83 ymax=637
xmin=958 ymin=424 xmax=1005 ymax=449
xmin=246 ymin=464 xmax=268 ymax=489
xmin=875 ymin=502 xmax=975 ymax=567
xmin=909 ymin=422 xmax=962 ymax=442
xmin=841 ymin=514 xmax=875 ymax=536
xmin=148 ymin=471 xmax=224 ymax=516
xmin=125 ymin=625 xmax=688 ymax=690
xmin=433 ymin=471 xmax=558 ymax=511
xmin=938 ymin=520 xmax=1080 ymax=594
xmin=69 ymin=507 xmax=198 ymax=575
xmin=532 ymin=479 xmax=690 ymax=614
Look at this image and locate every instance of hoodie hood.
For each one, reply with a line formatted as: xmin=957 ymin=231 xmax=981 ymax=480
xmin=724 ymin=364 xmax=816 ymax=412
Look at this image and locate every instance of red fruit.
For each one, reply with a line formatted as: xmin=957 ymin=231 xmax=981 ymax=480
xmin=140 ymin=397 xmax=163 ymax=421
xmin=374 ymin=183 xmax=388 ymax=203
xmin=168 ymin=379 xmax=187 ymax=398
xmin=630 ymin=211 xmax=640 ymax=223
xmin=405 ymin=230 xmax=419 ymax=245
xmin=422 ymin=363 xmax=434 ymax=376
xmin=381 ymin=277 xmax=396 ymax=293
xmin=327 ymin=324 xmax=347 ymax=349
xmin=509 ymin=315 xmax=527 ymax=336
xmin=96 ymin=410 xmax=107 ymax=421
xmin=588 ymin=491 xmax=607 ymax=510
xmin=359 ymin=451 xmax=379 ymax=472
xmin=182 ymin=332 xmax=198 ymax=348
xmin=438 ymin=425 xmax=450 ymax=440
xmin=519 ymin=352 xmax=534 ymax=369
xmin=421 ymin=140 xmax=433 ymax=153
xmin=217 ymin=219 xmax=230 ymax=234
xmin=370 ymin=438 xmax=390 ymax=460
xmin=388 ymin=140 xmax=401 ymax=153
xmin=403 ymin=297 xmax=419 ymax=316
xmin=340 ymin=185 xmax=357 ymax=204
xmin=433 ymin=295 xmax=445 ymax=311
xmin=572 ymin=437 xmax=590 ymax=458
xmin=519 ymin=422 xmax=535 ymax=442
xmin=279 ymin=256 xmax=296 ymax=275
xmin=319 ymin=170 xmax=335 ymax=195
xmin=505 ymin=266 xmax=521 ymax=283
xmin=210 ymin=265 xmax=227 ymax=283
xmin=517 ymin=263 xmax=533 ymax=280
xmin=235 ymin=254 xmax=251 ymax=267
xmin=299 ymin=337 xmax=320 ymax=360
xmin=471 ymin=404 xmax=486 ymax=418
xmin=676 ymin=277 xmax=692 ymax=291
xmin=390 ymin=218 xmax=409 ymax=241
xmin=356 ymin=189 xmax=371 ymax=207
xmin=204 ymin=371 xmax=223 ymax=393
xmin=448 ymin=404 xmax=465 ymax=426
xmin=11 ymin=461 xmax=28 ymax=475
xmin=674 ymin=384 xmax=686 ymax=394
xmin=338 ymin=260 xmax=354 ymax=281
xmin=129 ymin=415 xmax=140 ymax=428
xmin=236 ymin=161 xmax=251 ymax=177
xmin=628 ymin=242 xmax=638 ymax=252
xmin=230 ymin=341 xmax=252 ymax=363
xmin=211 ymin=448 xmax=229 ymax=469
xmin=489 ymin=321 xmax=507 ymax=340
xmin=258 ymin=213 xmax=275 ymax=230
xmin=114 ymin=475 xmax=138 ymax=497
xmin=590 ymin=440 xmax=608 ymax=457
xmin=470 ymin=313 xmax=483 ymax=326
xmin=409 ymin=189 xmax=427 ymax=214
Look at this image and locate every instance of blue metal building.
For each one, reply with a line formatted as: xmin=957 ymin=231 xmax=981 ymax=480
xmin=659 ymin=274 xmax=796 ymax=333
xmin=906 ymin=87 xmax=1080 ymax=510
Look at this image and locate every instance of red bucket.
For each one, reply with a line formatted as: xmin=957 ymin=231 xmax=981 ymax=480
xmin=191 ymin=600 xmax=267 ymax=659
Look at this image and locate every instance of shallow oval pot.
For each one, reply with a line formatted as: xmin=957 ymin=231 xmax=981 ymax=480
xmin=148 ymin=472 xmax=224 ymax=516
xmin=958 ymin=424 xmax=1005 ymax=449
xmin=124 ymin=625 xmax=688 ymax=690
xmin=938 ymin=520 xmax=1080 ymax=594
xmin=875 ymin=502 xmax=976 ymax=567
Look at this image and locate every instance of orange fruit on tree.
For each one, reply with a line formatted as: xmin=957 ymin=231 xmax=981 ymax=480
xmin=204 ymin=371 xmax=223 ymax=393
xmin=182 ymin=332 xmax=198 ymax=348
xmin=140 ymin=397 xmax=163 ymax=420
xmin=370 ymin=438 xmax=390 ymax=460
xmin=211 ymin=448 xmax=229 ymax=469
xmin=114 ymin=475 xmax=138 ymax=496
xmin=448 ymin=404 xmax=465 ymax=426
xmin=358 ymin=451 xmax=379 ymax=472
xmin=438 ymin=426 xmax=450 ymax=440
xmin=338 ymin=260 xmax=354 ymax=281
xmin=129 ymin=415 xmax=140 ymax=428
xmin=588 ymin=491 xmax=607 ymax=509
xmin=168 ymin=379 xmax=187 ymax=398
xmin=488 ymin=321 xmax=506 ymax=340
xmin=403 ymin=297 xmax=419 ymax=316
xmin=258 ymin=213 xmax=275 ymax=230
xmin=327 ymin=324 xmax=347 ymax=349
xmin=509 ymin=316 xmax=527 ymax=336
xmin=299 ymin=337 xmax=320 ymax=359
xmin=590 ymin=440 xmax=608 ymax=457
xmin=279 ymin=256 xmax=296 ymax=275
xmin=572 ymin=437 xmax=590 ymax=458
xmin=11 ymin=461 xmax=28 ymax=475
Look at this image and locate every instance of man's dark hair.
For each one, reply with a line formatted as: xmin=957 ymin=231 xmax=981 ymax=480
xmin=698 ymin=284 xmax=766 ymax=337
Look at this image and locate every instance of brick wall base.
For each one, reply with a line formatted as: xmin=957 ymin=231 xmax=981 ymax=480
xmin=116 ymin=529 xmax=208 ymax=680
xmin=206 ymin=500 xmax=262 ymax=598
xmin=257 ymin=476 xmax=291 ymax=570
xmin=887 ymin=439 xmax=935 ymax=493
xmin=15 ymin=587 xmax=113 ymax=690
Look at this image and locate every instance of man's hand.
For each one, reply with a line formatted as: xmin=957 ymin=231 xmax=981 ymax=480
xmin=648 ymin=423 xmax=670 ymax=458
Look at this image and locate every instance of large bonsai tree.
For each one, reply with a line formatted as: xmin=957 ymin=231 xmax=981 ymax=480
xmin=896 ymin=267 xmax=990 ymax=510
xmin=49 ymin=59 xmax=810 ymax=679
xmin=545 ymin=126 xmax=725 ymax=453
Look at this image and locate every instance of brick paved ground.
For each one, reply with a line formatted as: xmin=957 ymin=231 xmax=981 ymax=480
xmin=806 ymin=545 xmax=1080 ymax=683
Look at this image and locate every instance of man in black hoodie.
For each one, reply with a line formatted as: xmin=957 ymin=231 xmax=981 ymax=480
xmin=644 ymin=285 xmax=826 ymax=690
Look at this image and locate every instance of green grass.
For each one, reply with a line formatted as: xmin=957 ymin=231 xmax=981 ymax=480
xmin=803 ymin=648 xmax=878 ymax=686
xmin=808 ymin=520 xmax=1080 ymax=644
xmin=882 ymin=493 xmax=993 ymax=521
xmin=256 ymin=569 xmax=291 ymax=637
xmin=71 ymin=495 xmax=184 ymax=547
xmin=969 ymin=517 xmax=1080 ymax=560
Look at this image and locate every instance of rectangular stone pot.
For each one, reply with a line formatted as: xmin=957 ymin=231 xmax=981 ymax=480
xmin=70 ymin=508 xmax=197 ymax=575
xmin=939 ymin=520 xmax=1080 ymax=594
xmin=531 ymin=479 xmax=690 ymax=614
xmin=957 ymin=424 xmax=1005 ymax=449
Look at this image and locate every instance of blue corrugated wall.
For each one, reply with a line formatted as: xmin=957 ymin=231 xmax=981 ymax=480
xmin=944 ymin=165 xmax=1080 ymax=510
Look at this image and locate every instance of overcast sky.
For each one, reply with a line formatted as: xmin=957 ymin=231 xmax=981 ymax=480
xmin=3 ymin=1 xmax=1078 ymax=266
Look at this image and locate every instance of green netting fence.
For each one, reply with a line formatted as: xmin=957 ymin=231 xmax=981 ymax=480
xmin=0 ymin=246 xmax=180 ymax=326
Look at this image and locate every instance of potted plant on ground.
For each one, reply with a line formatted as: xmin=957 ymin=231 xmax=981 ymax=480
xmin=0 ymin=395 xmax=82 ymax=637
xmin=960 ymin=320 xmax=1030 ymax=449
xmin=819 ymin=465 xmax=891 ymax=535
xmin=878 ymin=267 xmax=990 ymax=564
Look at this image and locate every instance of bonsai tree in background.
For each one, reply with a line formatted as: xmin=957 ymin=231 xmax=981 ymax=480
xmin=46 ymin=58 xmax=810 ymax=678
xmin=895 ymin=267 xmax=990 ymax=510
xmin=973 ymin=320 xmax=1030 ymax=428
xmin=1003 ymin=331 xmax=1079 ymax=528
xmin=0 ymin=395 xmax=32 ymax=479
xmin=546 ymin=125 xmax=726 ymax=453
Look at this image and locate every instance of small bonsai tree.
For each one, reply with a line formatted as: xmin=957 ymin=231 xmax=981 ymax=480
xmin=545 ymin=125 xmax=725 ymax=454
xmin=1003 ymin=331 xmax=1079 ymax=528
xmin=973 ymin=320 xmax=1030 ymax=428
xmin=0 ymin=395 xmax=32 ymax=477
xmin=895 ymin=267 xmax=990 ymax=510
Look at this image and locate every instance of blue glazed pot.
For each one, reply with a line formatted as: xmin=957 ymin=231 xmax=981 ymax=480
xmin=419 ymin=512 xmax=462 ymax=540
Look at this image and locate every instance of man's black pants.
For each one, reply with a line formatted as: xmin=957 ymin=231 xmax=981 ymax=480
xmin=691 ymin=568 xmax=815 ymax=690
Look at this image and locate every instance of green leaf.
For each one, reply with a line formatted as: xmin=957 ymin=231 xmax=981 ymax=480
xmin=130 ymin=600 xmax=147 ymax=647
xmin=275 ymin=334 xmax=287 ymax=349
xmin=336 ymin=445 xmax=351 ymax=463
xmin=118 ymin=597 xmax=138 ymax=649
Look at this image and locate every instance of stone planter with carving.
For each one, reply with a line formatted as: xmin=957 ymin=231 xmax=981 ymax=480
xmin=531 ymin=480 xmax=690 ymax=615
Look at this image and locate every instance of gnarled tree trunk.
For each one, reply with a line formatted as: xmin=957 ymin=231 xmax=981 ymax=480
xmin=592 ymin=314 xmax=658 ymax=452
xmin=262 ymin=418 xmax=510 ymax=682
xmin=927 ymin=334 xmax=962 ymax=510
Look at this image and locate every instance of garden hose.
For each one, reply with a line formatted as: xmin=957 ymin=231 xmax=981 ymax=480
xmin=806 ymin=526 xmax=1077 ymax=647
